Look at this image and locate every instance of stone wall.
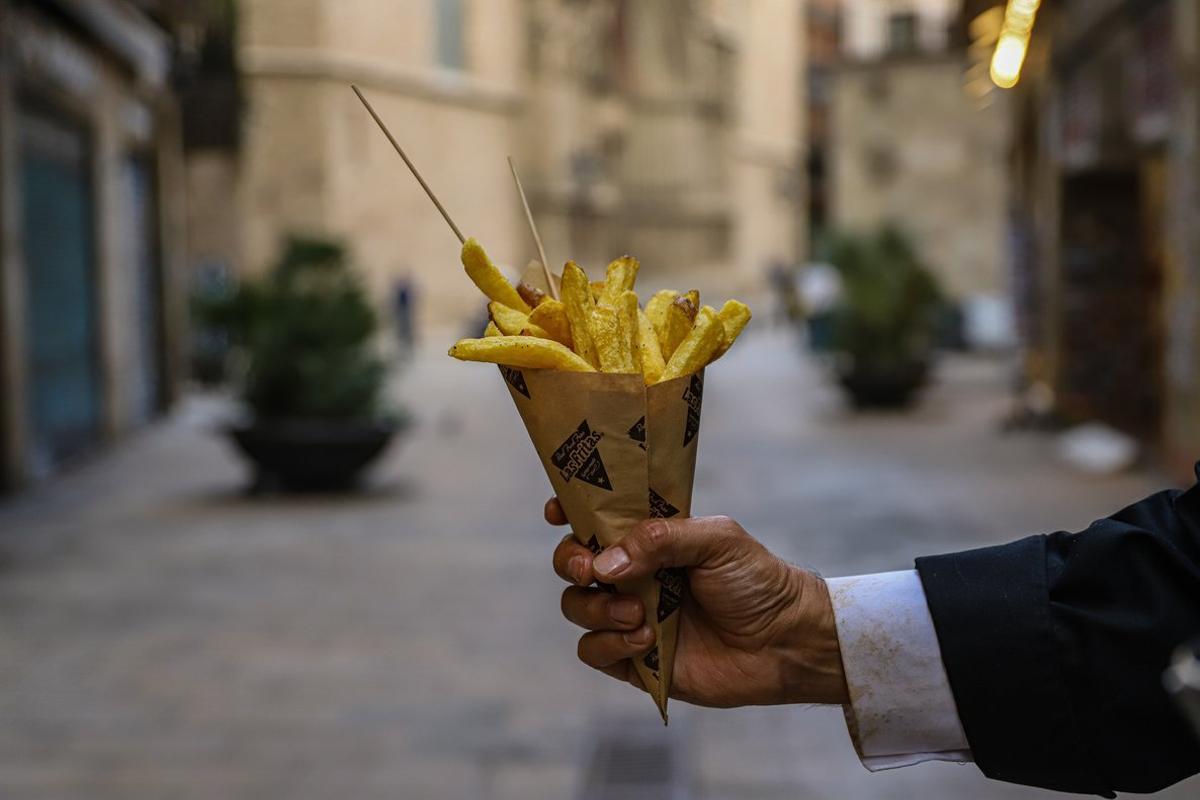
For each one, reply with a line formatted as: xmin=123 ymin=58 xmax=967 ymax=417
xmin=830 ymin=56 xmax=1010 ymax=301
xmin=231 ymin=0 xmax=806 ymax=329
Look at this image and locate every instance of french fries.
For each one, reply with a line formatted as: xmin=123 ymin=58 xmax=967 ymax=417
xmin=661 ymin=294 xmax=698 ymax=359
xmin=489 ymin=301 xmax=541 ymax=337
xmin=528 ymin=299 xmax=574 ymax=348
xmin=598 ymin=256 xmax=639 ymax=307
xmin=591 ymin=305 xmax=634 ymax=373
xmin=449 ymin=243 xmax=750 ymax=382
xmin=616 ymin=290 xmax=642 ymax=375
xmin=562 ymin=262 xmax=600 ymax=369
xmin=517 ymin=280 xmax=547 ymax=309
xmin=449 ymin=337 xmax=596 ymax=372
xmin=462 ymin=238 xmax=531 ymax=313
xmin=637 ymin=309 xmax=666 ymax=384
xmin=645 ymin=290 xmax=679 ymax=353
xmin=713 ymin=299 xmax=751 ymax=359
xmin=660 ymin=306 xmax=724 ymax=382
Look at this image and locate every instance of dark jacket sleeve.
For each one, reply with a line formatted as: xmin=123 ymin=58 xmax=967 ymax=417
xmin=915 ymin=465 xmax=1200 ymax=797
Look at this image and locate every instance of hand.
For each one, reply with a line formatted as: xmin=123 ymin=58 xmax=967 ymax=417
xmin=547 ymin=498 xmax=849 ymax=707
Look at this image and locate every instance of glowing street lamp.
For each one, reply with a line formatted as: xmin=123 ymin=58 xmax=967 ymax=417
xmin=990 ymin=0 xmax=1040 ymax=89
xmin=991 ymin=32 xmax=1028 ymax=88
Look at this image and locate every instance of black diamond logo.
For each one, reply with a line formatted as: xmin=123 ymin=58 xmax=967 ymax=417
xmin=682 ymin=373 xmax=703 ymax=446
xmin=648 ymin=488 xmax=680 ymax=519
xmin=551 ymin=421 xmax=612 ymax=491
xmin=500 ymin=366 xmax=530 ymax=398
xmin=628 ymin=416 xmax=646 ymax=449
xmin=654 ymin=567 xmax=686 ymax=622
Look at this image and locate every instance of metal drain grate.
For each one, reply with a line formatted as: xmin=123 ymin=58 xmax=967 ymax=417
xmin=577 ymin=713 xmax=692 ymax=799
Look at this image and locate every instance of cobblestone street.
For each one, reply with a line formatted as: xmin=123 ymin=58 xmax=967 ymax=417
xmin=0 ymin=328 xmax=1195 ymax=799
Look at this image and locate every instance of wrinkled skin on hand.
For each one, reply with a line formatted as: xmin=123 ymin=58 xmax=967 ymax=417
xmin=548 ymin=498 xmax=849 ymax=708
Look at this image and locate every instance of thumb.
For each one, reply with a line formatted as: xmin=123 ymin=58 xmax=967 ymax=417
xmin=592 ymin=516 xmax=747 ymax=582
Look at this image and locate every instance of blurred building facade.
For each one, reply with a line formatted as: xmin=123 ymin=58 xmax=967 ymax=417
xmin=227 ymin=0 xmax=806 ymax=326
xmin=828 ymin=0 xmax=1011 ymax=306
xmin=991 ymin=0 xmax=1200 ymax=478
xmin=805 ymin=0 xmax=841 ymax=252
xmin=0 ymin=0 xmax=189 ymax=489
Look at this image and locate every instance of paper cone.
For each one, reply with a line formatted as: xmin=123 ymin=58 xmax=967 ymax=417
xmin=499 ymin=366 xmax=704 ymax=721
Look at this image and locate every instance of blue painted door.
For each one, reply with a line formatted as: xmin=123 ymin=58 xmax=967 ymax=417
xmin=19 ymin=109 xmax=101 ymax=473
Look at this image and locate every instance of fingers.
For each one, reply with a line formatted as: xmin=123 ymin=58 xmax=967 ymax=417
xmin=592 ymin=515 xmax=749 ymax=582
xmin=561 ymin=586 xmax=644 ymax=631
xmin=552 ymin=534 xmax=595 ymax=585
xmin=576 ymin=625 xmax=655 ymax=670
xmin=544 ymin=497 xmax=568 ymax=526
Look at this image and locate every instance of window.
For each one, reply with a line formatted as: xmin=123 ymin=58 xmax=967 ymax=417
xmin=866 ymin=145 xmax=899 ymax=187
xmin=434 ymin=0 xmax=465 ymax=70
xmin=887 ymin=12 xmax=919 ymax=56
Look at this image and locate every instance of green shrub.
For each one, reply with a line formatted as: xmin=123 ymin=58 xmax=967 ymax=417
xmin=196 ymin=235 xmax=388 ymax=421
xmin=827 ymin=225 xmax=944 ymax=370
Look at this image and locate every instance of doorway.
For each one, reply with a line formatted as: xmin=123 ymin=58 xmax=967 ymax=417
xmin=1058 ymin=168 xmax=1164 ymax=436
xmin=18 ymin=107 xmax=101 ymax=473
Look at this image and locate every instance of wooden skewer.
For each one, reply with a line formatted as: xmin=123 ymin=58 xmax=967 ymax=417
xmin=507 ymin=156 xmax=559 ymax=300
xmin=351 ymin=84 xmax=465 ymax=244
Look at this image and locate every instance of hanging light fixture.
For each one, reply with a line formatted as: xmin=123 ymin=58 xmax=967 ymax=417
xmin=990 ymin=0 xmax=1041 ymax=89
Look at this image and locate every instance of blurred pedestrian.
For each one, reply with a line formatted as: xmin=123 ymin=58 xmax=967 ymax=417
xmin=767 ymin=258 xmax=804 ymax=326
xmin=392 ymin=274 xmax=417 ymax=359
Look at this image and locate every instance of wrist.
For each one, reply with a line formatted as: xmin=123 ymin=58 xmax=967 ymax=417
xmin=777 ymin=568 xmax=850 ymax=705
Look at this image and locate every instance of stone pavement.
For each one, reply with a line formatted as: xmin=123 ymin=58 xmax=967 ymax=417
xmin=0 ymin=327 xmax=1195 ymax=799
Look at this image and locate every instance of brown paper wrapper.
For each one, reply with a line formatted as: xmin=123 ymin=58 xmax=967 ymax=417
xmin=498 ymin=365 xmax=704 ymax=721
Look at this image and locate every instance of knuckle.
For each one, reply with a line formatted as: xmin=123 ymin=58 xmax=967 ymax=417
xmin=641 ymin=519 xmax=672 ymax=551
xmin=712 ymin=515 xmax=748 ymax=541
xmin=710 ymin=514 xmax=738 ymax=531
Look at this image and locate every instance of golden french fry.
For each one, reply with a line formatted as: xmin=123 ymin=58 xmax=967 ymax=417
xmin=590 ymin=305 xmax=636 ymax=373
xmin=528 ymin=299 xmax=574 ymax=348
xmin=662 ymin=295 xmax=697 ymax=360
xmin=637 ymin=309 xmax=665 ymax=384
xmin=682 ymin=289 xmax=700 ymax=310
xmin=645 ymin=289 xmax=679 ymax=353
xmin=448 ymin=337 xmax=596 ymax=372
xmin=616 ymin=290 xmax=642 ymax=375
xmin=462 ymin=238 xmax=531 ymax=313
xmin=484 ymin=320 xmax=503 ymax=338
xmin=598 ymin=256 xmax=639 ymax=307
xmin=660 ymin=306 xmax=723 ymax=382
xmin=489 ymin=301 xmax=531 ymax=336
xmin=590 ymin=281 xmax=606 ymax=303
xmin=713 ymin=299 xmax=751 ymax=359
xmin=561 ymin=261 xmax=600 ymax=368
xmin=517 ymin=280 xmax=547 ymax=309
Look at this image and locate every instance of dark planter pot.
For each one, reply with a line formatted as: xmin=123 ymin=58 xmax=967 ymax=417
xmin=837 ymin=360 xmax=930 ymax=409
xmin=227 ymin=418 xmax=405 ymax=492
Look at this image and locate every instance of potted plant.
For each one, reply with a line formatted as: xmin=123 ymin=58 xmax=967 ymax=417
xmin=826 ymin=226 xmax=944 ymax=408
xmin=198 ymin=235 xmax=406 ymax=490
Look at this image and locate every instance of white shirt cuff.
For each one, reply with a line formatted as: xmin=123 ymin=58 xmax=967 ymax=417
xmin=827 ymin=570 xmax=973 ymax=770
